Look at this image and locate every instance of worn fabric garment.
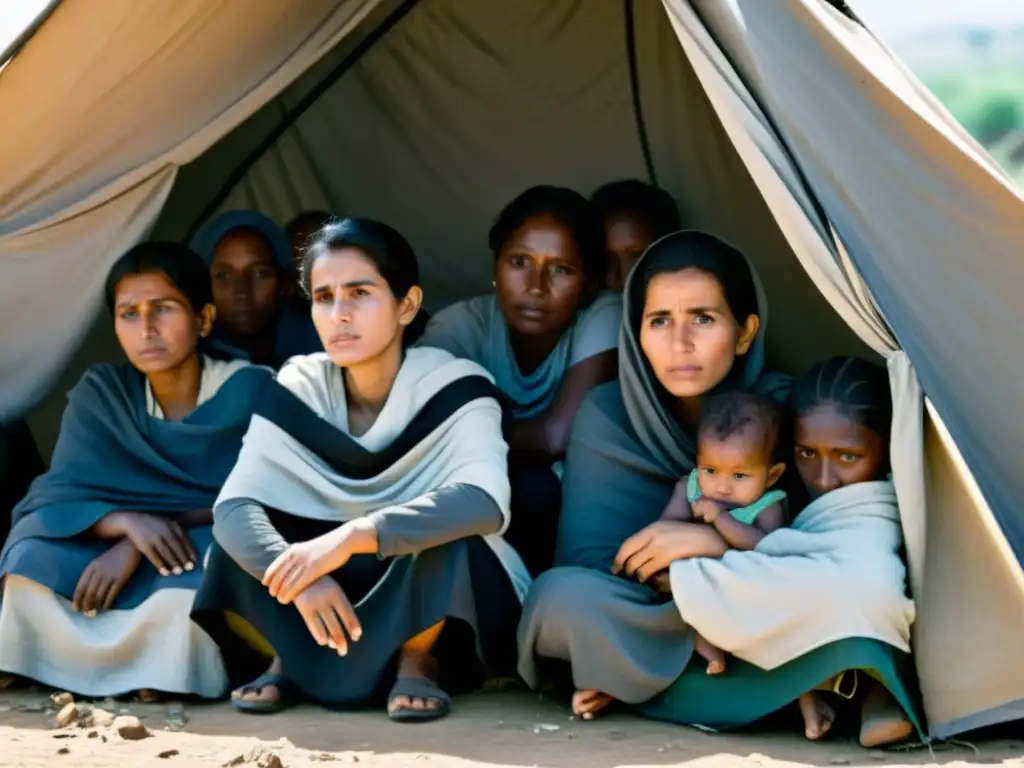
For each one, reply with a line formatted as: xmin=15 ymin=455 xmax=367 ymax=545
xmin=670 ymin=480 xmax=915 ymax=669
xmin=193 ymin=346 xmax=530 ymax=703
xmin=417 ymin=291 xmax=622 ymax=420
xmin=518 ymin=235 xmax=920 ymax=730
xmin=190 ymin=209 xmax=320 ymax=369
xmin=685 ymin=469 xmax=787 ymax=526
xmin=0 ymin=358 xmax=270 ymax=697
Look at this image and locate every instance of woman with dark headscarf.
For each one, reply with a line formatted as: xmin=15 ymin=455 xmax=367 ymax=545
xmin=191 ymin=210 xmax=321 ymax=369
xmin=517 ymin=232 xmax=919 ymax=744
xmin=0 ymin=242 xmax=270 ymax=699
xmin=417 ymin=186 xmax=622 ymax=575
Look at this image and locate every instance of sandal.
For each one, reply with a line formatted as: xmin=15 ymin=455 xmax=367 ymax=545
xmin=230 ymin=671 xmax=295 ymax=715
xmin=387 ymin=677 xmax=451 ymax=723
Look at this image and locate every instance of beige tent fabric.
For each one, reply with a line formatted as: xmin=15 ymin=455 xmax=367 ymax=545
xmin=0 ymin=0 xmax=383 ymax=420
xmin=678 ymin=0 xmax=1023 ymax=734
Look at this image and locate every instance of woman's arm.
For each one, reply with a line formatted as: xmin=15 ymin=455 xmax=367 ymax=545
xmin=612 ymin=520 xmax=730 ymax=583
xmin=212 ymin=497 xmax=290 ymax=580
xmin=506 ymin=350 xmax=618 ymax=465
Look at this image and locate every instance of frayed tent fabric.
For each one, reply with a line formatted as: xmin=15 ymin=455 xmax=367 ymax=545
xmin=0 ymin=0 xmax=1021 ymax=739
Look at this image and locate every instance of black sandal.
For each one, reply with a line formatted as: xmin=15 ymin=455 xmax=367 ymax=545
xmin=387 ymin=677 xmax=451 ymax=723
xmin=230 ymin=671 xmax=295 ymax=714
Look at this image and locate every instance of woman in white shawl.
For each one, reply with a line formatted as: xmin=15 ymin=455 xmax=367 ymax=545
xmin=417 ymin=186 xmax=622 ymax=575
xmin=192 ymin=218 xmax=529 ymax=722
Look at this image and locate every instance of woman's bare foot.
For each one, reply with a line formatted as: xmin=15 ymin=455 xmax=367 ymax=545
xmin=231 ymin=656 xmax=284 ymax=707
xmin=799 ymin=691 xmax=836 ymax=740
xmin=695 ymin=633 xmax=727 ymax=675
xmin=860 ymin=684 xmax=913 ymax=748
xmin=387 ymin=650 xmax=447 ymax=717
xmin=572 ymin=689 xmax=614 ymax=721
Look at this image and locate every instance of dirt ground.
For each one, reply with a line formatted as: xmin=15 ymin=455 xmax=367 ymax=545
xmin=0 ymin=688 xmax=1021 ymax=768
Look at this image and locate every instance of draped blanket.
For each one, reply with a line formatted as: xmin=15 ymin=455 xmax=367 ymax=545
xmin=669 ymin=480 xmax=916 ymax=670
xmin=0 ymin=363 xmax=272 ymax=608
xmin=216 ymin=347 xmax=531 ymax=600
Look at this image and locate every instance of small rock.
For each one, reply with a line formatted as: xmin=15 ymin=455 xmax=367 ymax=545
xmin=101 ymin=735 xmax=108 ymax=743
xmin=311 ymin=756 xmax=338 ymax=762
xmin=830 ymin=760 xmax=851 ymax=766
xmin=532 ymin=723 xmax=560 ymax=733
xmin=158 ymin=750 xmax=180 ymax=759
xmin=0 ymin=705 xmax=11 ymax=713
xmin=55 ymin=702 xmax=79 ymax=728
xmin=119 ymin=707 xmax=132 ymax=715
xmin=87 ymin=731 xmax=99 ymax=739
xmin=51 ymin=692 xmax=74 ymax=709
xmin=57 ymin=746 xmax=70 ymax=755
xmin=52 ymin=733 xmax=75 ymax=740
xmin=114 ymin=715 xmax=150 ymax=740
xmin=260 ymin=755 xmax=285 ymax=768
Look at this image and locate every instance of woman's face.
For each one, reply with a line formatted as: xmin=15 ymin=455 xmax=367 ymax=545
xmin=604 ymin=212 xmax=654 ymax=293
xmin=794 ymin=403 xmax=886 ymax=499
xmin=113 ymin=271 xmax=213 ymax=375
xmin=495 ymin=214 xmax=586 ymax=339
xmin=210 ymin=230 xmax=281 ymax=337
xmin=310 ymin=247 xmax=421 ymax=368
xmin=639 ymin=267 xmax=758 ymax=401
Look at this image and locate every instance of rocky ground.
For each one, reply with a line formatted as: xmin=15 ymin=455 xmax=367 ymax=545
xmin=0 ymin=686 xmax=1021 ymax=768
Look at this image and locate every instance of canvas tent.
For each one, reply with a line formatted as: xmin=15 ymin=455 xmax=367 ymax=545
xmin=0 ymin=0 xmax=1021 ymax=739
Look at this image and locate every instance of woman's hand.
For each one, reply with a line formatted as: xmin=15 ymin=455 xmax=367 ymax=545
xmin=110 ymin=512 xmax=197 ymax=576
xmin=71 ymin=538 xmax=143 ymax=615
xmin=612 ymin=520 xmax=729 ymax=583
xmin=292 ymin=576 xmax=362 ymax=655
xmin=263 ymin=519 xmax=378 ymax=605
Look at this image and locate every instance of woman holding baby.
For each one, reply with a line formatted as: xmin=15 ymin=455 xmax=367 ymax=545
xmin=516 ymin=231 xmax=919 ymax=747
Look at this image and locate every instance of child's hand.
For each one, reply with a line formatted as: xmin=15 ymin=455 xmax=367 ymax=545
xmin=692 ymin=498 xmax=721 ymax=524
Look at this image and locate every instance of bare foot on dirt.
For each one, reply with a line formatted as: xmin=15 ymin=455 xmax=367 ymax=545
xmin=232 ymin=656 xmax=284 ymax=707
xmin=798 ymin=691 xmax=835 ymax=741
xmin=572 ymin=689 xmax=614 ymax=721
xmin=695 ymin=633 xmax=727 ymax=675
xmin=860 ymin=684 xmax=914 ymax=748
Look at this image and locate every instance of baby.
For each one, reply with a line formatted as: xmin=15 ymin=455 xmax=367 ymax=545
xmin=659 ymin=389 xmax=788 ymax=674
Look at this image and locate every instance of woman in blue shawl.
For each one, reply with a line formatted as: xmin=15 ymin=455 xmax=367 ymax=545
xmin=191 ymin=210 xmax=322 ymax=369
xmin=0 ymin=242 xmax=271 ymax=699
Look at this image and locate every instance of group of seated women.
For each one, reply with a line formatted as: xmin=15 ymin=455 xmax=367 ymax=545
xmin=0 ymin=180 xmax=918 ymax=747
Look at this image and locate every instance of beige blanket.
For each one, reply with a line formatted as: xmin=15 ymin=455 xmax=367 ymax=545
xmin=669 ymin=480 xmax=915 ymax=670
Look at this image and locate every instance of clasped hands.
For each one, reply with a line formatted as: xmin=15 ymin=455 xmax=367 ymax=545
xmin=260 ymin=519 xmax=378 ymax=656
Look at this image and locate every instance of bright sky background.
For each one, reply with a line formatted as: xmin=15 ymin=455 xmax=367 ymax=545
xmin=4 ymin=0 xmax=1024 ymax=59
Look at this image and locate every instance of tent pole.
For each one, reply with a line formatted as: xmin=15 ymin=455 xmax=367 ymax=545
xmin=624 ymin=0 xmax=659 ymax=187
xmin=0 ymin=0 xmax=64 ymax=72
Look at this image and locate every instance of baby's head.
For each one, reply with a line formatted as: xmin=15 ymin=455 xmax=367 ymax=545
xmin=791 ymin=356 xmax=891 ymax=499
xmin=695 ymin=390 xmax=787 ymax=507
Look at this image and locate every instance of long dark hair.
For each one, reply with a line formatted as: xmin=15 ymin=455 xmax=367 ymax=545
xmin=300 ymin=217 xmax=426 ymax=344
xmin=591 ymin=179 xmax=681 ymax=238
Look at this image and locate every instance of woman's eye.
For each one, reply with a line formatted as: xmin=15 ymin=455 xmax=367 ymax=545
xmin=649 ymin=316 xmax=669 ymax=328
xmin=255 ymin=269 xmax=276 ymax=280
xmin=797 ymin=448 xmax=816 ymax=459
xmin=509 ymin=254 xmax=526 ymax=267
xmin=694 ymin=313 xmax=714 ymax=326
xmin=315 ymin=293 xmax=333 ymax=304
xmin=119 ymin=310 xmax=137 ymax=320
xmin=840 ymin=453 xmax=860 ymax=463
xmin=551 ymin=264 xmax=572 ymax=276
xmin=352 ymin=288 xmax=368 ymax=298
